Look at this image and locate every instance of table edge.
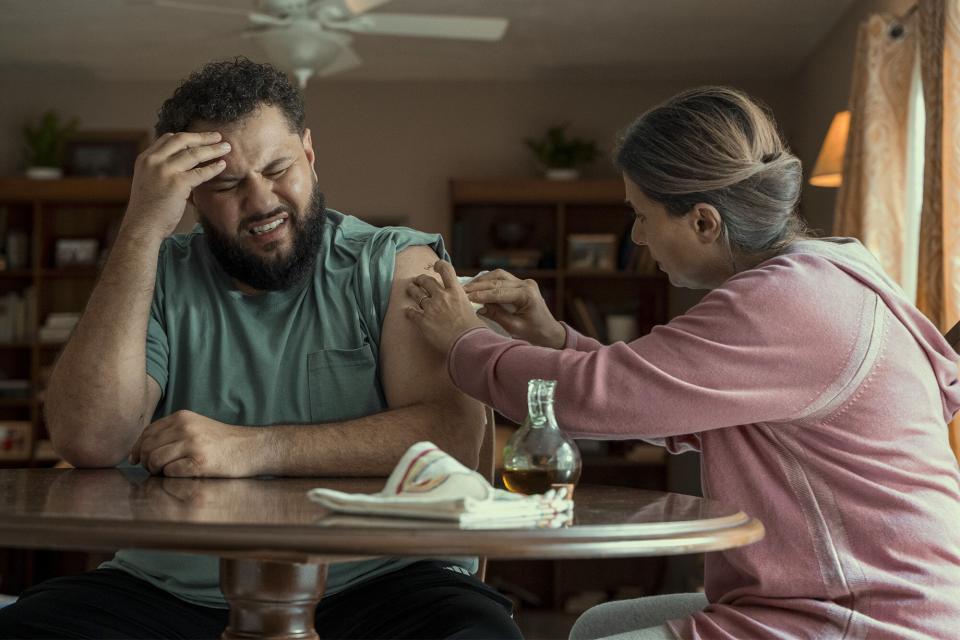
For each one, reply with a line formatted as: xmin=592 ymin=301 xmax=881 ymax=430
xmin=0 ymin=515 xmax=765 ymax=559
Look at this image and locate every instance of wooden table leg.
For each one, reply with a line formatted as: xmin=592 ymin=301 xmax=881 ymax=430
xmin=220 ymin=558 xmax=327 ymax=640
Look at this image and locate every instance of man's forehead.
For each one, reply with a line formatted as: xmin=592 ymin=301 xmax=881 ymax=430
xmin=187 ymin=106 xmax=298 ymax=141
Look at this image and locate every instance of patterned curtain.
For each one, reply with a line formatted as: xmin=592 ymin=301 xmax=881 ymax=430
xmin=915 ymin=0 xmax=960 ymax=459
xmin=917 ymin=0 xmax=960 ymax=331
xmin=836 ymin=3 xmax=960 ymax=460
xmin=834 ymin=14 xmax=918 ymax=291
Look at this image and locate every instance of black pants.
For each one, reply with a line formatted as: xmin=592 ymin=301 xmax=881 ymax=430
xmin=0 ymin=562 xmax=522 ymax=639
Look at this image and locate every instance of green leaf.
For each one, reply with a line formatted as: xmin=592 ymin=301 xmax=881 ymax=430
xmin=22 ymin=110 xmax=79 ymax=168
xmin=523 ymin=123 xmax=598 ymax=170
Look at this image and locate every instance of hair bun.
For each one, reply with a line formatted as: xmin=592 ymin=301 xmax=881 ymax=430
xmin=761 ymin=151 xmax=781 ymax=164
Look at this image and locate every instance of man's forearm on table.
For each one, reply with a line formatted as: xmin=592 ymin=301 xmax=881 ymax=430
xmin=250 ymin=401 xmax=485 ymax=477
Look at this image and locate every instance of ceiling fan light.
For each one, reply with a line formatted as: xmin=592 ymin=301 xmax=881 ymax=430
xmin=292 ymin=67 xmax=315 ymax=89
xmin=256 ymin=22 xmax=345 ymax=82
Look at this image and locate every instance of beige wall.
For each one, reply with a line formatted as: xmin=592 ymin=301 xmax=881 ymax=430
xmin=1 ymin=68 xmax=788 ymax=242
xmin=0 ymin=0 xmax=912 ymax=316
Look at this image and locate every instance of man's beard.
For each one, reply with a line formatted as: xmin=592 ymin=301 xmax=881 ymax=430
xmin=199 ymin=184 xmax=326 ymax=292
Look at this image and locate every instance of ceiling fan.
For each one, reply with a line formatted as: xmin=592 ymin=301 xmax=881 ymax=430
xmin=144 ymin=0 xmax=509 ymax=88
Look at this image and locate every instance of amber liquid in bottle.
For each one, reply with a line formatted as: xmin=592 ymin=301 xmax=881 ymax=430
xmin=501 ymin=467 xmax=579 ymax=495
xmin=502 ymin=379 xmax=582 ymax=496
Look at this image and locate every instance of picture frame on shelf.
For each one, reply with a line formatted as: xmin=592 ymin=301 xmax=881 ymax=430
xmin=0 ymin=421 xmax=32 ymax=461
xmin=567 ymin=233 xmax=618 ymax=271
xmin=63 ymin=130 xmax=149 ymax=177
xmin=54 ymin=238 xmax=99 ymax=267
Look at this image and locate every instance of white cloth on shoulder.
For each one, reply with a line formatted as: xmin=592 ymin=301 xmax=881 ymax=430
xmin=307 ymin=441 xmax=573 ymax=528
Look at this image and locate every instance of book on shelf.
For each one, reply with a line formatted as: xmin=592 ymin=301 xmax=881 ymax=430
xmin=0 ymin=379 xmax=30 ymax=398
xmin=620 ymin=243 xmax=658 ymax=275
xmin=0 ymin=287 xmax=34 ymax=342
xmin=0 ymin=421 xmax=32 ymax=460
xmin=568 ymin=296 xmax=606 ymax=342
xmin=635 ymin=246 xmax=658 ymax=275
xmin=616 ymin=226 xmax=659 ymax=275
xmin=33 ymin=438 xmax=59 ymax=462
xmin=38 ymin=312 xmax=80 ymax=343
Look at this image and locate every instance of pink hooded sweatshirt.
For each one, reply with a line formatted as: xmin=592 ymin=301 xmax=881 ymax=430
xmin=447 ymin=238 xmax=960 ymax=639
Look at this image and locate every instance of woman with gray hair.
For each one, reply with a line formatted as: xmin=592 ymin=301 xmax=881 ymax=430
xmin=405 ymin=86 xmax=960 ymax=639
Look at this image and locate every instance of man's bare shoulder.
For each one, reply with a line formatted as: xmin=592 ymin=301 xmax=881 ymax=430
xmin=394 ymin=244 xmax=443 ymax=282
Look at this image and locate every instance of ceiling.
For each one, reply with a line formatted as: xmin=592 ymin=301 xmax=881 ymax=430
xmin=0 ymin=0 xmax=856 ymax=83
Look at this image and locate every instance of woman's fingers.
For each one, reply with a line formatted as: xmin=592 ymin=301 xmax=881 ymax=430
xmin=404 ymin=304 xmax=425 ymax=322
xmin=413 ymin=274 xmax=443 ymax=295
xmin=432 ymin=260 xmax=461 ymax=289
xmin=477 ymin=304 xmax=520 ymax=331
xmin=464 ymin=269 xmax=520 ymax=288
xmin=405 ymin=281 xmax=425 ymax=301
xmin=463 ymin=277 xmax=528 ymax=295
xmin=468 ymin=285 xmax=529 ymax=306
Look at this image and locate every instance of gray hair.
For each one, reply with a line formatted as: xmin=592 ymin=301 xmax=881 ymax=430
xmin=615 ymin=86 xmax=806 ymax=255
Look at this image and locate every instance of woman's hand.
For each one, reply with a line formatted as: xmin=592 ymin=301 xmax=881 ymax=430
xmin=405 ymin=261 xmax=487 ymax=356
xmin=463 ymin=270 xmax=566 ymax=349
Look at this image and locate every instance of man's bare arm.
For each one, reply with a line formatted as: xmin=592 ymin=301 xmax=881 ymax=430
xmin=130 ymin=245 xmax=487 ymax=477
xmin=45 ymin=132 xmax=230 ymax=468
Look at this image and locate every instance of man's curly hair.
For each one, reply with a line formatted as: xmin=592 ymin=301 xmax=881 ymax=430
xmin=155 ymin=57 xmax=304 ymax=136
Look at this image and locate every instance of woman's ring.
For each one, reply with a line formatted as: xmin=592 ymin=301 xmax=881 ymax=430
xmin=417 ymin=294 xmax=430 ymax=309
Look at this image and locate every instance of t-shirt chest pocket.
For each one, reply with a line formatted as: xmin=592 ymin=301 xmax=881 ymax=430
xmin=307 ymin=345 xmax=384 ymax=423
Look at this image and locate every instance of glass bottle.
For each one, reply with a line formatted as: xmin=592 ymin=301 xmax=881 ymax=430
xmin=501 ymin=379 xmax=582 ymax=495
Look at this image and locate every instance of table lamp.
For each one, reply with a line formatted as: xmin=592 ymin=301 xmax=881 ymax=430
xmin=809 ymin=110 xmax=851 ymax=187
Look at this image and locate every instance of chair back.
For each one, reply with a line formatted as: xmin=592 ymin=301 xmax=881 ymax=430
xmin=478 ymin=406 xmax=496 ymax=484
xmin=476 ymin=405 xmax=497 ymax=581
xmin=946 ymin=322 xmax=960 ymax=462
xmin=945 ymin=321 xmax=960 ymax=353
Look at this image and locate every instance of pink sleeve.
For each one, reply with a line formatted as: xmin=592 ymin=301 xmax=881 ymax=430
xmin=561 ymin=322 xmax=604 ymax=352
xmin=447 ymin=257 xmax=870 ymax=439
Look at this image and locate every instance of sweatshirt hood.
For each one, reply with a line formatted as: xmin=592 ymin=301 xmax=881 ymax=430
xmin=787 ymin=237 xmax=960 ymax=422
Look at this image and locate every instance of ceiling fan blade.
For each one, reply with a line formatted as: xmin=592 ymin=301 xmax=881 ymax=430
xmin=240 ymin=25 xmax=274 ymax=38
xmin=330 ymin=14 xmax=508 ymax=41
xmin=248 ymin=12 xmax=292 ymax=27
xmin=143 ymin=0 xmax=290 ymax=26
xmin=319 ymin=45 xmax=363 ymax=77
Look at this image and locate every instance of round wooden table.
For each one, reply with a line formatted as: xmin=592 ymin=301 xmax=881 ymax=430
xmin=0 ymin=468 xmax=764 ymax=639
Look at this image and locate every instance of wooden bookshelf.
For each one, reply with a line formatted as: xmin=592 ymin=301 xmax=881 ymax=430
xmin=0 ymin=177 xmax=130 ymax=467
xmin=450 ymin=178 xmax=668 ymax=342
xmin=451 ymin=179 xmax=672 ymax=632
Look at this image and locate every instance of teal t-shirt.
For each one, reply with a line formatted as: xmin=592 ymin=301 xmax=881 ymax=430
xmin=102 ymin=210 xmax=475 ymax=608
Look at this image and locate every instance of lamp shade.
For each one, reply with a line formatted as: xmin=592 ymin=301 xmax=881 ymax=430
xmin=256 ymin=22 xmax=347 ymax=88
xmin=809 ymin=110 xmax=851 ymax=187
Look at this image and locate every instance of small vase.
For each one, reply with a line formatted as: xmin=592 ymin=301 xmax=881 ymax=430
xmin=25 ymin=167 xmax=63 ymax=180
xmin=502 ymin=379 xmax=582 ymax=495
xmin=544 ymin=168 xmax=579 ymax=181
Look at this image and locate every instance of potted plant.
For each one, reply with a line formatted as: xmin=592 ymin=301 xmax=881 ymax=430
xmin=525 ymin=124 xmax=598 ymax=180
xmin=23 ymin=111 xmax=78 ymax=180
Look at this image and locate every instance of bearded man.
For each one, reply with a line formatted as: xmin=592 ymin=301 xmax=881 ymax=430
xmin=0 ymin=58 xmax=520 ymax=640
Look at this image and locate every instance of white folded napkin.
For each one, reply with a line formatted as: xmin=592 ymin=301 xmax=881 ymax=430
xmin=308 ymin=442 xmax=574 ymax=528
xmin=457 ymin=273 xmax=514 ymax=337
xmin=457 ymin=275 xmax=485 ymax=311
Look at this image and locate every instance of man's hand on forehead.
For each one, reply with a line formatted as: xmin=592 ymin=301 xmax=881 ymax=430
xmin=123 ymin=130 xmax=232 ymax=239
